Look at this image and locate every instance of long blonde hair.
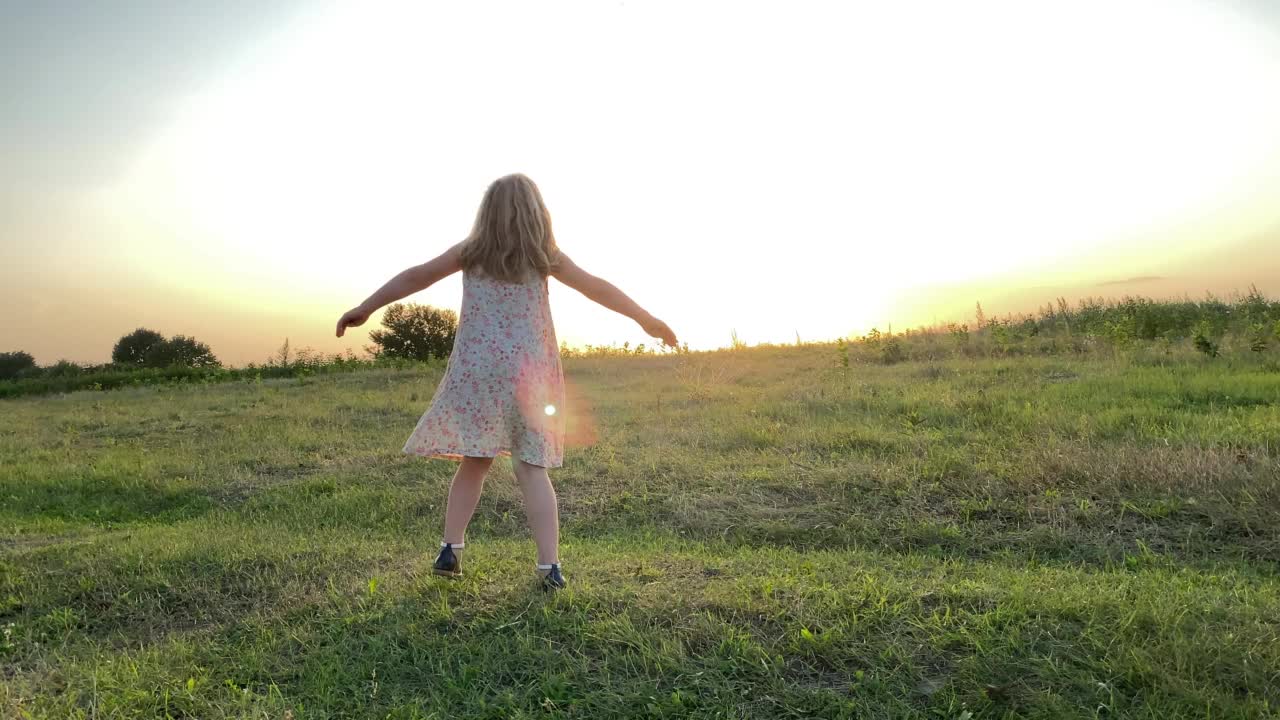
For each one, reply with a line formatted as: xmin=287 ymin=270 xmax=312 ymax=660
xmin=459 ymin=174 xmax=559 ymax=283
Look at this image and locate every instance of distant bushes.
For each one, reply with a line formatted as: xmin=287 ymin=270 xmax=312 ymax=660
xmin=0 ymin=351 xmax=36 ymax=380
xmin=143 ymin=335 xmax=220 ymax=368
xmin=111 ymin=328 xmax=166 ymax=366
xmin=112 ymin=328 xmax=220 ymax=368
xmin=0 ymin=327 xmax=225 ymax=396
xmin=0 ymin=332 xmax=442 ymax=399
xmin=0 ymin=351 xmax=434 ymax=400
xmin=832 ymin=289 xmax=1280 ymax=365
xmin=1033 ymin=288 xmax=1278 ymax=341
xmin=367 ymin=303 xmax=457 ymax=361
xmin=4 ymin=289 xmax=1279 ymax=399
xmin=559 ymin=340 xmax=687 ymax=358
xmin=561 ymin=291 xmax=1280 ymax=364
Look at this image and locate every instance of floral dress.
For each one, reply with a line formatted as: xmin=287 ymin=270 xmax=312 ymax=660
xmin=402 ymin=271 xmax=565 ymax=467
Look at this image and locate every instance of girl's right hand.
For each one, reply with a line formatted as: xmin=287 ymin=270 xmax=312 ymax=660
xmin=641 ymin=315 xmax=679 ymax=347
xmin=336 ymin=307 xmax=371 ymax=337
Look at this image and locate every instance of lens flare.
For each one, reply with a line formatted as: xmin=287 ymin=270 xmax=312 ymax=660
xmin=544 ymin=404 xmax=557 ymax=416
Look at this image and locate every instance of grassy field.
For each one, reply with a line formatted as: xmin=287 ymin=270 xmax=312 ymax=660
xmin=2 ymin=346 xmax=1278 ymax=718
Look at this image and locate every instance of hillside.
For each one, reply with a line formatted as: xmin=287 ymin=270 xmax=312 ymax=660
xmin=2 ymin=347 xmax=1278 ymax=718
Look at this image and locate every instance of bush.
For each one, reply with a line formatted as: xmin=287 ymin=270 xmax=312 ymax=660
xmin=112 ymin=328 xmax=165 ymax=366
xmin=367 ymin=303 xmax=457 ymax=361
xmin=1249 ymin=323 xmax=1269 ymax=353
xmin=1193 ymin=322 xmax=1220 ymax=359
xmin=881 ymin=337 xmax=906 ymax=364
xmin=0 ymin=352 xmax=397 ymax=399
xmin=144 ymin=335 xmax=220 ymax=368
xmin=46 ymin=360 xmax=84 ymax=377
xmin=0 ymin=351 xmax=36 ymax=380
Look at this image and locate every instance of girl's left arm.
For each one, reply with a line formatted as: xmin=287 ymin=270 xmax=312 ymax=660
xmin=336 ymin=243 xmax=463 ymax=337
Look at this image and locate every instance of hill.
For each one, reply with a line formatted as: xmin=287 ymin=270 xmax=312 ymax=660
xmin=2 ymin=347 xmax=1278 ymax=717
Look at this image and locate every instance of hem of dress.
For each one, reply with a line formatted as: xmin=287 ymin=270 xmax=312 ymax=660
xmin=401 ymin=445 xmax=562 ymax=469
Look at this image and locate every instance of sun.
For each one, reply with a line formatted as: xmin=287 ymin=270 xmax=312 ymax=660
xmin=96 ymin=0 xmax=1280 ymax=354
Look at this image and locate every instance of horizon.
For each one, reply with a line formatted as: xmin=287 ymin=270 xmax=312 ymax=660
xmin=5 ymin=0 xmax=1280 ymax=365
xmin=16 ymin=283 xmax=1280 ymax=369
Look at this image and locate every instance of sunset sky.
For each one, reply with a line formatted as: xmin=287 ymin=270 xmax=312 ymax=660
xmin=4 ymin=0 xmax=1280 ymax=365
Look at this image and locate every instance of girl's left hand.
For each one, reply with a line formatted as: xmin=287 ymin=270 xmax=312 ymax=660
xmin=336 ymin=307 xmax=371 ymax=337
xmin=640 ymin=315 xmax=679 ymax=347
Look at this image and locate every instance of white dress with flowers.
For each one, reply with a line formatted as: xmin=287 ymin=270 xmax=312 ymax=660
xmin=402 ymin=271 xmax=565 ymax=467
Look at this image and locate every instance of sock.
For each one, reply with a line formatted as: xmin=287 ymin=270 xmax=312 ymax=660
xmin=441 ymin=541 xmax=464 ymax=550
xmin=536 ymin=563 xmax=559 ymax=570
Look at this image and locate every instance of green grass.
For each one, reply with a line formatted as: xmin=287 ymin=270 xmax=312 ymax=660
xmin=2 ymin=348 xmax=1278 ymax=718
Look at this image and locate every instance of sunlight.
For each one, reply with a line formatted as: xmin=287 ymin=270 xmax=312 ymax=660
xmin=94 ymin=0 xmax=1280 ymax=355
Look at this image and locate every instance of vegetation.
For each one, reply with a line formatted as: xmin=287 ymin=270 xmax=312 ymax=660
xmin=108 ymin=328 xmax=220 ymax=369
xmin=142 ymin=334 xmax=220 ymax=369
xmin=2 ymin=339 xmax=1278 ymax=717
xmin=0 ymin=351 xmax=35 ymax=381
xmin=111 ymin=328 xmax=166 ymax=366
xmin=367 ymin=303 xmax=458 ymax=362
xmin=108 ymin=327 xmax=220 ymax=369
xmin=6 ymin=291 xmax=1278 ymax=399
xmin=0 ymin=351 xmax=432 ymax=400
xmin=1 ymin=334 xmax=307 ymax=399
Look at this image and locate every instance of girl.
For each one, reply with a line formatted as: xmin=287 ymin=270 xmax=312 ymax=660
xmin=335 ymin=174 xmax=677 ymax=590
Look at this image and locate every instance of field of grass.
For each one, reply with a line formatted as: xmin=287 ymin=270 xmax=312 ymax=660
xmin=2 ymin=346 xmax=1278 ymax=718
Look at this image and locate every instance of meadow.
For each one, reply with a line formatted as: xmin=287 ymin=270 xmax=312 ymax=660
xmin=2 ymin=343 xmax=1279 ymax=718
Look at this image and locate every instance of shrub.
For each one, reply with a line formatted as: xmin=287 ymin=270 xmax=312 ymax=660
xmin=1193 ymin=322 xmax=1220 ymax=359
xmin=112 ymin=328 xmax=165 ymax=366
xmin=1249 ymin=323 xmax=1269 ymax=353
xmin=0 ymin=351 xmax=35 ymax=380
xmin=0 ymin=352 xmax=390 ymax=399
xmin=881 ymin=336 xmax=905 ymax=364
xmin=46 ymin=360 xmax=84 ymax=377
xmin=144 ymin=335 xmax=221 ymax=368
xmin=367 ymin=303 xmax=457 ymax=361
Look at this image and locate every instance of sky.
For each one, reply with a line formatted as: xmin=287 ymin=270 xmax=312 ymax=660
xmin=4 ymin=0 xmax=1280 ymax=365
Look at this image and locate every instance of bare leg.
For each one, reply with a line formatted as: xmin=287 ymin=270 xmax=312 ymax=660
xmin=442 ymin=456 xmax=494 ymax=545
xmin=514 ymin=460 xmax=560 ymax=566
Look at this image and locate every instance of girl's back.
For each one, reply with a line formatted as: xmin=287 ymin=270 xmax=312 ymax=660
xmin=455 ymin=270 xmax=560 ymax=374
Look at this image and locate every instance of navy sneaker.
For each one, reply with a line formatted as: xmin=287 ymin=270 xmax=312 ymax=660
xmin=539 ymin=563 xmax=566 ymax=591
xmin=433 ymin=543 xmax=462 ymax=578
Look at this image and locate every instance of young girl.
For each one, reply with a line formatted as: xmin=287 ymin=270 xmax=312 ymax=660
xmin=335 ymin=174 xmax=677 ymax=590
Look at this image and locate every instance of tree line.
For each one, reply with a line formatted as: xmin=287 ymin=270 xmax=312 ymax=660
xmin=0 ymin=303 xmax=457 ymax=383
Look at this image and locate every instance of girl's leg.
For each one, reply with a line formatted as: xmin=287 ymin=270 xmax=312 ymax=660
xmin=514 ymin=460 xmax=560 ymax=566
xmin=442 ymin=456 xmax=494 ymax=545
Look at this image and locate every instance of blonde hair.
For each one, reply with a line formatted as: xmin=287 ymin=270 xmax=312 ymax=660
xmin=459 ymin=174 xmax=559 ymax=283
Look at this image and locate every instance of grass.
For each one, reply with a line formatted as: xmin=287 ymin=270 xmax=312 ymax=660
xmin=2 ymin=347 xmax=1278 ymax=718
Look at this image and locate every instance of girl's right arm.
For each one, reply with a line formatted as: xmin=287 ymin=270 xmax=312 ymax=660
xmin=552 ymin=253 xmax=678 ymax=346
xmin=335 ymin=243 xmax=464 ymax=337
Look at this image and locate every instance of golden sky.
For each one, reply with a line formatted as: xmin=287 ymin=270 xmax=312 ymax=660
xmin=4 ymin=0 xmax=1280 ymax=365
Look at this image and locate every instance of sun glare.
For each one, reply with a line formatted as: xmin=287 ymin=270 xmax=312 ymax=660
xmin=94 ymin=0 xmax=1280 ymax=356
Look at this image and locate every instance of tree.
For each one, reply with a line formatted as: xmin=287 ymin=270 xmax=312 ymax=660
xmin=143 ymin=335 xmax=221 ymax=368
xmin=46 ymin=360 xmax=84 ymax=377
xmin=367 ymin=303 xmax=458 ymax=361
xmin=0 ymin=351 xmax=36 ymax=380
xmin=112 ymin=328 xmax=165 ymax=366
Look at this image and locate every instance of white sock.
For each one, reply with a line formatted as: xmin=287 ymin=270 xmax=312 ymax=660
xmin=536 ymin=563 xmax=559 ymax=570
xmin=441 ymin=541 xmax=464 ymax=549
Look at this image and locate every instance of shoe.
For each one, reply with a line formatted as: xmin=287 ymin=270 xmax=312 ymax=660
xmin=433 ymin=543 xmax=462 ymax=578
xmin=539 ymin=563 xmax=566 ymax=591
